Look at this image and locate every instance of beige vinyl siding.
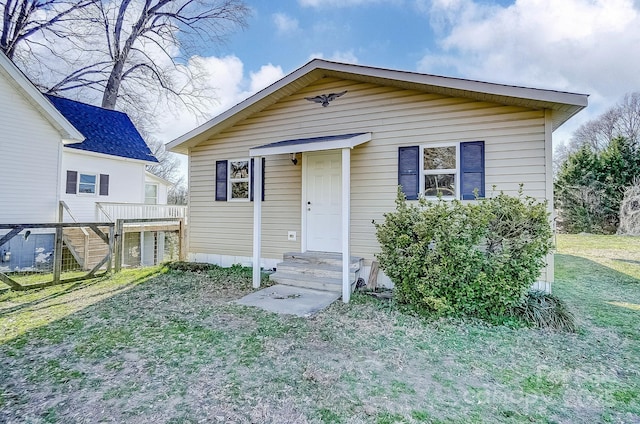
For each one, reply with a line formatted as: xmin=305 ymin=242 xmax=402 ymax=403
xmin=188 ymin=77 xmax=548 ymax=264
xmin=189 ymin=151 xmax=301 ymax=259
xmin=0 ymin=72 xmax=62 ymax=224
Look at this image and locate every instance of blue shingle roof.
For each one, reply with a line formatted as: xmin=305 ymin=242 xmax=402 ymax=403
xmin=46 ymin=95 xmax=158 ymax=163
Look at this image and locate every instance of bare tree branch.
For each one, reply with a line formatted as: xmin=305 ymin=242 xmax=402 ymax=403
xmin=0 ymin=0 xmax=97 ymax=59
xmin=40 ymin=0 xmax=250 ymax=112
xmin=569 ymin=92 xmax=640 ymax=153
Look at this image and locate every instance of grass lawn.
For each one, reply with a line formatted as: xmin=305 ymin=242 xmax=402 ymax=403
xmin=0 ymin=235 xmax=639 ymax=423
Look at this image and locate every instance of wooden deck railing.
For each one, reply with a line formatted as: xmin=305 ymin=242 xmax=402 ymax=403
xmin=96 ymin=203 xmax=187 ymax=223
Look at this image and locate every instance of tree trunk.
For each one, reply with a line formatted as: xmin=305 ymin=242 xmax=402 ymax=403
xmin=101 ymin=54 xmax=125 ymax=110
xmin=101 ymin=60 xmax=124 ymax=109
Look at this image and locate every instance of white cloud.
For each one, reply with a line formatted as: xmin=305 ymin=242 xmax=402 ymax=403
xmin=154 ymin=56 xmax=285 ymax=145
xmin=272 ymin=12 xmax=300 ymax=34
xmin=248 ymin=64 xmax=285 ymax=93
xmin=152 ymin=56 xmax=284 ymax=177
xmin=418 ymin=0 xmax=640 ymax=144
xmin=308 ymin=50 xmax=359 ymax=64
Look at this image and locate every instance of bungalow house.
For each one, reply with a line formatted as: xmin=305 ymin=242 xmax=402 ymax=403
xmin=0 ymin=51 xmax=182 ymax=273
xmin=167 ymin=59 xmax=588 ymax=302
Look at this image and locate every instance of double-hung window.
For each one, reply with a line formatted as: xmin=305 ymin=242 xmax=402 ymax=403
xmin=78 ymin=173 xmax=97 ymax=195
xmin=215 ymin=158 xmax=265 ymax=202
xmin=65 ymin=171 xmax=109 ymax=195
xmin=422 ymin=144 xmax=458 ymax=199
xmin=228 ymin=159 xmax=250 ymax=201
xmin=145 ymin=183 xmax=158 ymax=204
xmin=398 ymin=141 xmax=484 ymax=200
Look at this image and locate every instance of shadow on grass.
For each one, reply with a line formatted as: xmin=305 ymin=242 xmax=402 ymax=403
xmin=0 ymin=268 xmax=165 ymax=345
xmin=614 ymin=258 xmax=640 ymax=267
xmin=555 ymin=253 xmax=640 ymax=340
xmin=0 ymin=278 xmax=105 ymax=317
xmin=1 ymin=268 xmax=165 ymax=313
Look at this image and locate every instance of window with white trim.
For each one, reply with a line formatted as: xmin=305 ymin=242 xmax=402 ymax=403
xmin=145 ymin=183 xmax=158 ymax=204
xmin=228 ymin=159 xmax=250 ymax=201
xmin=422 ymin=143 xmax=459 ymax=199
xmin=398 ymin=141 xmax=484 ymax=201
xmin=78 ymin=173 xmax=97 ymax=195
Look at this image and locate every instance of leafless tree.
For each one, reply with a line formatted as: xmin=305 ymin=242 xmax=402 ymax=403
xmin=146 ymin=137 xmax=188 ymax=205
xmin=146 ymin=137 xmax=182 ymax=181
xmin=0 ymin=0 xmax=96 ymax=60
xmin=45 ymin=0 xmax=250 ymax=111
xmin=569 ymin=92 xmax=640 ymax=153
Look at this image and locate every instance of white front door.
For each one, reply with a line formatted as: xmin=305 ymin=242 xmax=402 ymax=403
xmin=305 ymin=151 xmax=342 ymax=252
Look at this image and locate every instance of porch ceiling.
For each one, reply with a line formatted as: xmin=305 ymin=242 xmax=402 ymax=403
xmin=249 ymin=132 xmax=372 ymax=157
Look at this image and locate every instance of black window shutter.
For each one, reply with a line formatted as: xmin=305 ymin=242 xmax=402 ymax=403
xmin=66 ymin=171 xmax=77 ymax=194
xmin=99 ymin=174 xmax=109 ymax=196
xmin=398 ymin=146 xmax=420 ymax=200
xmin=215 ymin=160 xmax=228 ymax=201
xmin=250 ymin=158 xmax=266 ymax=202
xmin=460 ymin=141 xmax=485 ymax=199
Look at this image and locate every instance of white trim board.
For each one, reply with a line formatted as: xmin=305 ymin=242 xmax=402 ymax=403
xmin=0 ymin=51 xmax=84 ymax=143
xmin=168 ymin=59 xmax=588 ymax=155
xmin=250 ymin=133 xmax=371 ymax=157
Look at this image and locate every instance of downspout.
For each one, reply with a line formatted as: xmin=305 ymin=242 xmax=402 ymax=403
xmin=56 ymin=141 xmax=64 ymax=222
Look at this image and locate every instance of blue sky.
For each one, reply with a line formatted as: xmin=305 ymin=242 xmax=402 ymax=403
xmin=158 ymin=0 xmax=640 ymax=155
xmin=223 ymin=0 xmax=439 ymax=73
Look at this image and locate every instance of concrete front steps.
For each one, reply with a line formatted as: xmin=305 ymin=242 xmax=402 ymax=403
xmin=269 ymin=251 xmax=363 ymax=293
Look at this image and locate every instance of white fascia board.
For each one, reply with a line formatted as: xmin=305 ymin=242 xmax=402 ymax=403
xmin=167 ymin=61 xmax=319 ymax=154
xmin=144 ymin=171 xmax=173 ymax=187
xmin=168 ymin=58 xmax=588 ymax=154
xmin=249 ymin=133 xmax=372 ymax=157
xmin=0 ymin=52 xmax=84 ymax=143
xmin=64 ymin=147 xmax=158 ymax=165
xmin=319 ymin=59 xmax=589 ymax=107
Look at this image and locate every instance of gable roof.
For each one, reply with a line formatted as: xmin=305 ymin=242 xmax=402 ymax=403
xmin=0 ymin=51 xmax=84 ymax=143
xmin=167 ymin=59 xmax=589 ymax=155
xmin=46 ymin=95 xmax=158 ymax=163
xmin=145 ymin=171 xmax=173 ymax=187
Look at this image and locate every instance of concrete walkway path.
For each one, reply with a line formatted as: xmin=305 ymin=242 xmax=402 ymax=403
xmin=235 ymin=284 xmax=340 ymax=317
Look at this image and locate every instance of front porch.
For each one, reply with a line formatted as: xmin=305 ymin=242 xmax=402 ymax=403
xmin=249 ymin=133 xmax=372 ymax=303
xmin=270 ymin=251 xmax=363 ymax=293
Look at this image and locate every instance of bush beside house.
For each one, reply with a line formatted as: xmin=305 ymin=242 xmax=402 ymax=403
xmin=375 ymin=189 xmax=553 ymax=321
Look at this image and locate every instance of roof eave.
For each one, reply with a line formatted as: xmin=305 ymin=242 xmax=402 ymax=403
xmin=0 ymin=52 xmax=84 ymax=143
xmin=167 ymin=63 xmax=325 ymax=154
xmin=167 ymin=59 xmax=589 ymax=153
xmin=64 ymin=145 xmax=158 ymax=164
xmin=145 ymin=171 xmax=174 ymax=186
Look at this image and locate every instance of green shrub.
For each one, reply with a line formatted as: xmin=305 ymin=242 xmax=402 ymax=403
xmin=374 ymin=188 xmax=553 ymax=319
xmin=165 ymin=261 xmax=220 ymax=272
xmin=512 ymin=291 xmax=576 ymax=332
xmin=555 ymin=137 xmax=640 ymax=234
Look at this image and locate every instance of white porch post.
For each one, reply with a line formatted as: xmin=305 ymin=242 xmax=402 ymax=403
xmin=252 ymin=156 xmax=263 ymax=289
xmin=341 ymin=147 xmax=351 ymax=303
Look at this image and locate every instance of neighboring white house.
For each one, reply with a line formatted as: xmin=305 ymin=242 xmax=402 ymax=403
xmin=0 ymin=51 xmax=84 ymax=225
xmin=168 ymin=59 xmax=588 ymax=301
xmin=0 ymin=51 xmax=182 ymax=272
xmin=0 ymin=51 xmax=84 ymax=270
xmin=45 ymin=94 xmax=162 ymax=222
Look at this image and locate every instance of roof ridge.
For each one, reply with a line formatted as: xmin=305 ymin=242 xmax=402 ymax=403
xmin=44 ymin=94 xmax=131 ymax=117
xmin=306 ymin=58 xmax=589 ymax=97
